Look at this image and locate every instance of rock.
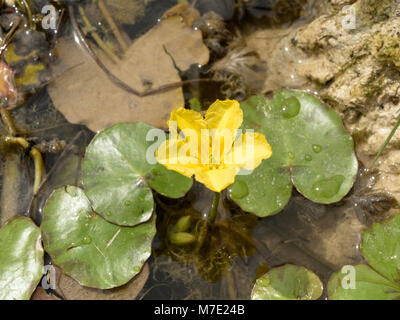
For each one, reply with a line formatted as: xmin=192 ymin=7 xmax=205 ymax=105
xmin=247 ymin=0 xmax=400 ymax=201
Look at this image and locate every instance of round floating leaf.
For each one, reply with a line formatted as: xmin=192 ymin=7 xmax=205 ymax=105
xmin=362 ymin=214 xmax=400 ymax=285
xmin=328 ymin=264 xmax=400 ymax=300
xmin=41 ymin=186 xmax=156 ymax=289
xmin=0 ymin=218 xmax=44 ymax=300
xmin=251 ymin=264 xmax=323 ymax=300
xmin=229 ymin=91 xmax=358 ymax=217
xmin=82 ymin=122 xmax=193 ymax=226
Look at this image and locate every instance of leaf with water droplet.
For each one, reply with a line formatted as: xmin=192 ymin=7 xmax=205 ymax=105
xmin=251 ymin=264 xmax=323 ymax=300
xmin=312 ymin=144 xmax=322 ymax=153
xmin=229 ymin=180 xmax=249 ymax=199
xmin=229 ymin=90 xmax=358 ymax=217
xmin=281 ymin=96 xmax=301 ymax=119
xmin=0 ymin=218 xmax=44 ymax=300
xmin=312 ymin=175 xmax=345 ymax=199
xmin=82 ymin=123 xmax=193 ymax=226
xmin=41 ymin=186 xmax=156 ymax=289
xmin=328 ymin=214 xmax=400 ymax=300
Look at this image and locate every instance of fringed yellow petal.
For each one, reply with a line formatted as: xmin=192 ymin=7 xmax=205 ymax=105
xmin=156 ymin=139 xmax=199 ymax=178
xmin=195 ymin=166 xmax=240 ymax=192
xmin=205 ymin=99 xmax=243 ymax=132
xmin=205 ymin=100 xmax=243 ymax=157
xmin=157 ymin=99 xmax=272 ymax=192
xmin=228 ymin=132 xmax=272 ymax=170
xmin=168 ymin=107 xmax=207 ymax=139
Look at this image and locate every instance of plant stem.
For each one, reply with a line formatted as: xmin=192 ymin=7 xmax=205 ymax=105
xmin=78 ymin=6 xmax=121 ymax=64
xmin=0 ymin=108 xmax=16 ymax=135
xmin=0 ymin=16 xmax=21 ymax=56
xmin=0 ymin=154 xmax=20 ymax=227
xmin=5 ymin=136 xmax=45 ymax=195
xmin=208 ymin=192 xmax=220 ymax=224
xmin=374 ymin=116 xmax=400 ymax=163
xmin=16 ymin=0 xmax=34 ymax=29
xmin=98 ymin=0 xmax=129 ymax=53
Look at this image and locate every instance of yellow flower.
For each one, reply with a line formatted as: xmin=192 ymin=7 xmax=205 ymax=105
xmin=156 ymin=100 xmax=272 ymax=192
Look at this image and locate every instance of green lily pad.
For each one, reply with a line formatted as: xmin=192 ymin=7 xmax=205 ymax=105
xmin=0 ymin=218 xmax=44 ymax=300
xmin=362 ymin=213 xmax=400 ymax=285
xmin=41 ymin=186 xmax=156 ymax=289
xmin=328 ymin=214 xmax=400 ymax=300
xmin=251 ymin=264 xmax=323 ymax=300
xmin=328 ymin=265 xmax=400 ymax=300
xmin=82 ymin=122 xmax=193 ymax=226
xmin=229 ymin=91 xmax=358 ymax=217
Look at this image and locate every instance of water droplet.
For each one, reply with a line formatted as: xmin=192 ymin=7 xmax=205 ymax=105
xmin=312 ymin=175 xmax=345 ymax=198
xmin=305 ymin=154 xmax=312 ymax=161
xmin=281 ymin=97 xmax=301 ymax=118
xmin=288 ymin=152 xmax=295 ymax=159
xmin=229 ymin=180 xmax=249 ymax=199
xmin=312 ymin=144 xmax=322 ymax=153
xmin=106 ymin=211 xmax=111 ymax=216
xmin=124 ymin=200 xmax=131 ymax=207
xmin=83 ymin=236 xmax=92 ymax=244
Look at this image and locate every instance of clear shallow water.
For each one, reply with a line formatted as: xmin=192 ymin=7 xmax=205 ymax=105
xmin=0 ymin=0 xmax=393 ymax=300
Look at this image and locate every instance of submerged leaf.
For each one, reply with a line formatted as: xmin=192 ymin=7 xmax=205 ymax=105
xmin=251 ymin=264 xmax=323 ymax=300
xmin=155 ymin=197 xmax=257 ymax=283
xmin=41 ymin=186 xmax=156 ymax=289
xmin=82 ymin=123 xmax=193 ymax=226
xmin=53 ymin=264 xmax=150 ymax=300
xmin=48 ymin=13 xmax=209 ymax=132
xmin=229 ymin=91 xmax=358 ymax=217
xmin=0 ymin=218 xmax=44 ymax=300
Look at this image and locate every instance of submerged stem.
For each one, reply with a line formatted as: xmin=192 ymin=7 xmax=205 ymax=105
xmin=208 ymin=192 xmax=220 ymax=224
xmin=0 ymin=154 xmax=20 ymax=227
xmin=78 ymin=6 xmax=121 ymax=64
xmin=16 ymin=0 xmax=34 ymax=29
xmin=0 ymin=108 xmax=17 ymax=136
xmin=0 ymin=17 xmax=21 ymax=57
xmin=5 ymin=136 xmax=45 ymax=195
xmin=98 ymin=0 xmax=129 ymax=53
